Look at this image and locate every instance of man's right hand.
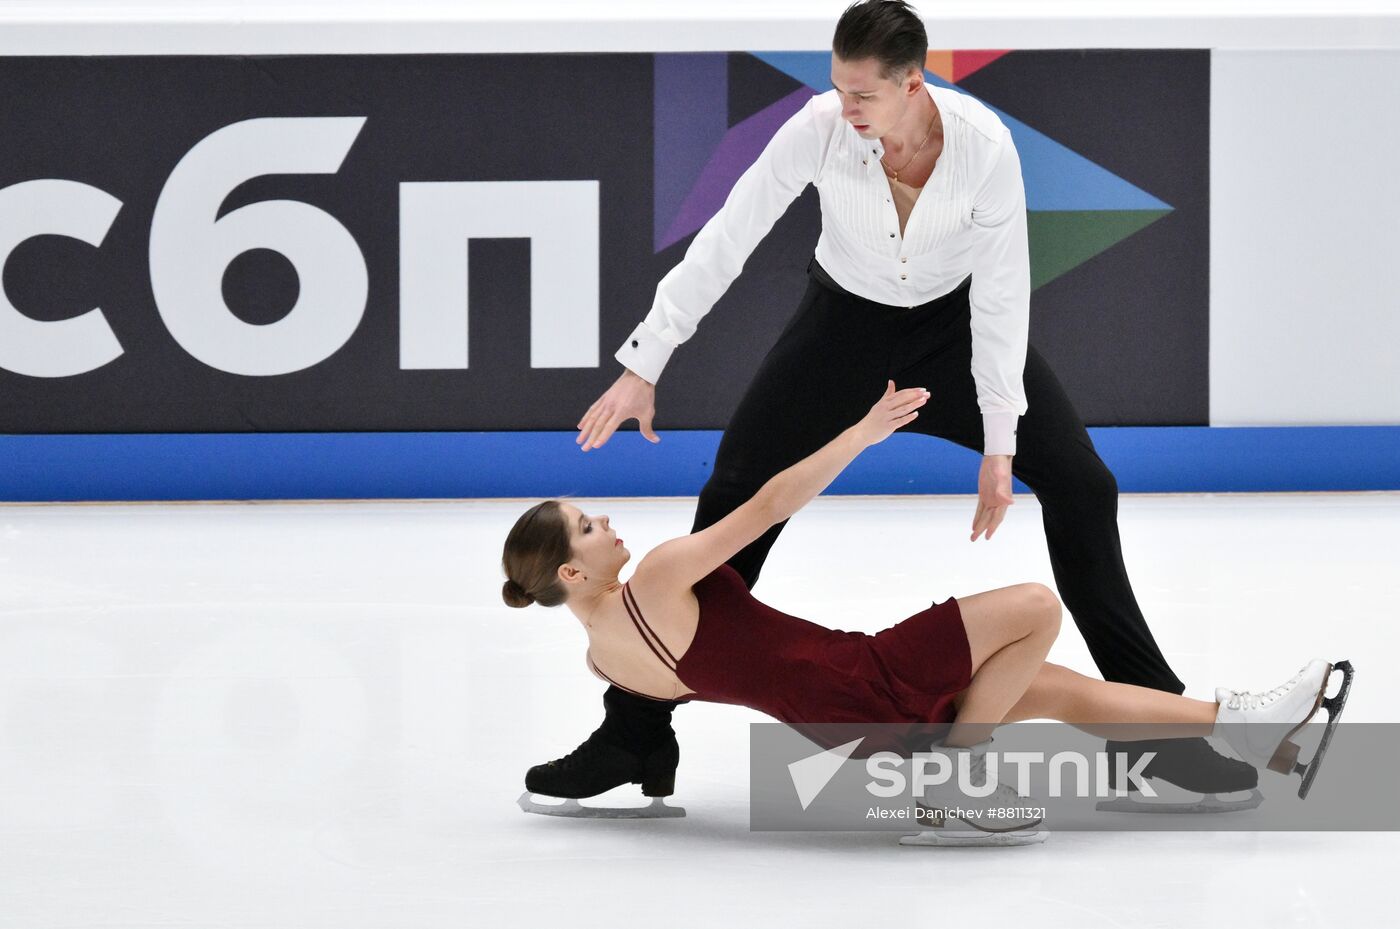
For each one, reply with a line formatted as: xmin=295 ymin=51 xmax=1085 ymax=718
xmin=576 ymin=369 xmax=660 ymax=451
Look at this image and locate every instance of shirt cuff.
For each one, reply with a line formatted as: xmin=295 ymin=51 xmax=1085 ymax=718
xmin=614 ymin=322 xmax=675 ymax=385
xmin=982 ymin=412 xmax=1019 ymax=457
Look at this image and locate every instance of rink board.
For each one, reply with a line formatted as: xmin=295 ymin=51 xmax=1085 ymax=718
xmin=2 ymin=426 xmax=1398 ymax=501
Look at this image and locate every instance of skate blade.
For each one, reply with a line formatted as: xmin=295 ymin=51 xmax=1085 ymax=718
xmin=1096 ymin=788 xmax=1263 ymax=814
xmin=900 ymin=829 xmax=1048 ymax=848
xmin=1296 ymin=659 xmax=1354 ymax=799
xmin=516 ymin=792 xmax=686 ymax=819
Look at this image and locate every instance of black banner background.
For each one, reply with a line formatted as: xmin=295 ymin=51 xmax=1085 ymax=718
xmin=0 ymin=52 xmax=1208 ymax=433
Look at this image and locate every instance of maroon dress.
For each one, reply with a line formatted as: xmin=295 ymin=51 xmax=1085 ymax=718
xmin=591 ymin=564 xmax=973 ymax=731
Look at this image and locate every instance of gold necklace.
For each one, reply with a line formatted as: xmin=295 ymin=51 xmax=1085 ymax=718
xmin=881 ymin=107 xmax=939 ymax=183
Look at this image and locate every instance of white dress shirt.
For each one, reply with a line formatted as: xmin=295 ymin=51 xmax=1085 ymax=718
xmin=617 ymin=83 xmax=1031 ymax=456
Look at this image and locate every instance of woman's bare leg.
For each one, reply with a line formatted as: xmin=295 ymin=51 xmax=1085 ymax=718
xmin=1000 ymin=661 xmax=1218 ymax=739
xmin=946 ymin=586 xmax=1218 ymax=744
xmin=945 ymin=583 xmax=1062 ymax=746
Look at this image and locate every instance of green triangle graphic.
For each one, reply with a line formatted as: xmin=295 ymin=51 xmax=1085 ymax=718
xmin=1029 ymin=210 xmax=1172 ymax=290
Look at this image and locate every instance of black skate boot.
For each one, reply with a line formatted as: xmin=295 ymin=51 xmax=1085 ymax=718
xmin=518 ymin=686 xmax=685 ymax=818
xmin=1098 ymin=737 xmax=1262 ymax=813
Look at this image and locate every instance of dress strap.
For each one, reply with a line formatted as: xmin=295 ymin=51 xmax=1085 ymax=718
xmin=621 ymin=582 xmax=679 ymax=672
xmin=586 ymin=652 xmax=673 ymax=703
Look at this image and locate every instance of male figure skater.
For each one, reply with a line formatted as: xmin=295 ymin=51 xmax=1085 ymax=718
xmin=525 ymin=0 xmax=1256 ymax=812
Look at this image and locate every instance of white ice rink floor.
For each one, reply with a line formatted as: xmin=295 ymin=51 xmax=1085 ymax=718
xmin=2 ymin=492 xmax=1397 ymax=928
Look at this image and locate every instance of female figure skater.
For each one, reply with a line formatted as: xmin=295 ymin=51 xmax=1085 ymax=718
xmin=504 ymin=384 xmax=1352 ymax=842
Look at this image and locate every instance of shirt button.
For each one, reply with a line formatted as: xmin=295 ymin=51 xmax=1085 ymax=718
xmin=862 ymin=160 xmax=867 ymax=166
xmin=631 ymin=340 xmax=638 ymax=348
xmin=900 ymin=273 xmax=908 ymax=280
xmin=888 ymin=233 xmax=895 ymax=238
xmin=900 ymin=257 xmax=907 ymax=263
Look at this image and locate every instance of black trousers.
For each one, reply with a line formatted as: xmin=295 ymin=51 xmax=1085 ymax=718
xmin=688 ymin=260 xmax=1185 ymax=695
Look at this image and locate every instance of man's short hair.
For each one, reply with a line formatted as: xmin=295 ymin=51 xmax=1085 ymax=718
xmin=832 ymin=0 xmax=928 ymax=82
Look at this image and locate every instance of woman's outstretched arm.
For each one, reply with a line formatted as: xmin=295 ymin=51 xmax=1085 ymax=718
xmin=635 ymin=381 xmax=929 ymax=590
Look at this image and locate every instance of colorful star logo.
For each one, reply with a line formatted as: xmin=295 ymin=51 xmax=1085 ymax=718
xmin=654 ymin=51 xmax=1172 ymax=291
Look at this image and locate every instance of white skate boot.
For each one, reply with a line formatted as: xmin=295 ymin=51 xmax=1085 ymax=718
xmin=1214 ymin=658 xmax=1354 ymax=798
xmin=901 ymin=740 xmax=1048 ymax=848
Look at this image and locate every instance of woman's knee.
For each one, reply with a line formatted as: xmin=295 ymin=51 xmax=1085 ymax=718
xmin=957 ymin=583 xmax=1060 ymax=663
xmin=1017 ymin=582 xmax=1062 ymax=637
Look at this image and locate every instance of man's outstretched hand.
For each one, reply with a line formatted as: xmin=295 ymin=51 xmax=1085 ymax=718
xmin=971 ymin=454 xmax=1014 ymax=541
xmin=576 ymin=369 xmax=659 ymax=451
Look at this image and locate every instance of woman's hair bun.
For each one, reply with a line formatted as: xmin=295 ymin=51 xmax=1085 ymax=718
xmin=502 ymin=578 xmax=534 ymax=608
xmin=501 ymin=500 xmax=570 ymax=608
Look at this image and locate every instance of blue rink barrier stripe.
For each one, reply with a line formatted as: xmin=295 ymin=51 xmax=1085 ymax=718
xmin=2 ymin=426 xmax=1398 ymax=502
